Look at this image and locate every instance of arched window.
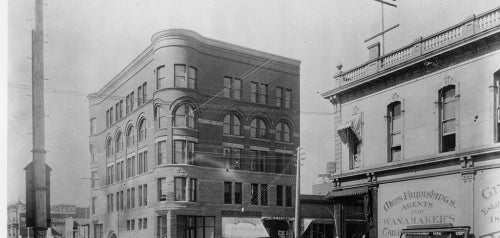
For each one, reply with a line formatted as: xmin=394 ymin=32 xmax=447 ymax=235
xmin=223 ymin=114 xmax=242 ymax=136
xmin=250 ymin=118 xmax=268 ymax=139
xmin=106 ymin=137 xmax=113 ymax=158
xmin=439 ymin=85 xmax=456 ymax=152
xmin=138 ymin=119 xmax=147 ymax=142
xmin=155 ymin=106 xmax=167 ymax=129
xmin=174 ymin=104 xmax=196 ymax=128
xmin=115 ymin=131 xmax=123 ymax=153
xmin=387 ymin=102 xmax=402 ymax=162
xmin=126 ymin=126 xmax=135 ymax=148
xmin=276 ymin=121 xmax=291 ymax=142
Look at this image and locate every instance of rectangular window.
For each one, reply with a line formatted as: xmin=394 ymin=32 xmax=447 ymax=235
xmin=127 ymin=189 xmax=131 ymax=209
xmin=223 ymin=77 xmax=231 ymax=98
xmin=131 ymin=187 xmax=135 ymax=208
xmin=235 ymin=182 xmax=242 ymax=205
xmin=259 ymin=84 xmax=268 ymax=104
xmin=144 ymin=218 xmax=148 ymax=229
xmin=175 ymin=64 xmax=187 ymax=88
xmin=138 ymin=185 xmax=143 ymax=207
xmin=224 ymin=182 xmax=232 ymax=204
xmin=119 ymin=100 xmax=123 ymax=118
xmin=276 ymin=87 xmax=283 ymax=107
xmin=276 ymin=185 xmax=283 ymax=206
xmin=130 ymin=92 xmax=134 ymax=111
xmin=127 ymin=220 xmax=130 ymax=231
xmin=156 ymin=65 xmax=166 ymax=89
xmin=177 ymin=216 xmax=215 ymax=238
xmin=250 ymin=150 xmax=267 ymax=172
xmin=440 ymin=86 xmax=456 ymax=152
xmin=126 ymin=158 xmax=131 ymax=178
xmin=109 ymin=107 xmax=113 ymax=125
xmin=157 ymin=216 xmax=168 ymax=238
xmin=285 ymin=186 xmax=292 ymax=207
xmin=116 ymin=192 xmax=119 ymax=211
xmin=126 ymin=95 xmax=130 ymax=114
xmin=175 ymin=177 xmax=186 ymax=201
xmin=120 ymin=191 xmax=124 ymax=210
xmin=144 ymin=184 xmax=148 ymax=205
xmin=260 ymin=184 xmax=268 ymax=206
xmin=188 ymin=66 xmax=197 ymax=89
xmin=189 ymin=178 xmax=197 ymax=202
xmin=284 ymin=89 xmax=291 ymax=109
xmin=495 ymin=76 xmax=500 ymax=142
xmin=90 ymin=118 xmax=96 ymax=135
xmin=388 ymin=102 xmax=402 ymax=162
xmin=251 ymin=183 xmax=259 ymax=205
xmin=92 ymin=197 xmax=96 ymax=214
xmin=115 ymin=102 xmax=119 ymax=121
xmin=137 ymin=85 xmax=142 ymax=106
xmin=138 ymin=219 xmax=142 ymax=230
xmin=131 ymin=220 xmax=135 ymax=230
xmin=106 ymin=110 xmax=109 ymax=127
xmin=251 ymin=82 xmax=258 ymax=103
xmin=143 ymin=82 xmax=147 ymax=104
xmin=91 ymin=171 xmax=97 ymax=188
xmin=94 ymin=224 xmax=103 ymax=238
xmin=158 ymin=178 xmax=166 ymax=201
xmin=174 ymin=140 xmax=197 ymax=165
xmin=132 ymin=156 xmax=136 ymax=177
xmin=110 ymin=193 xmax=114 ymax=212
xmin=157 ymin=141 xmax=167 ymax=165
xmin=233 ymin=78 xmax=242 ymax=100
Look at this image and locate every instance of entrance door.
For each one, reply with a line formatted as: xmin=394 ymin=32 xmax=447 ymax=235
xmin=345 ymin=220 xmax=367 ymax=238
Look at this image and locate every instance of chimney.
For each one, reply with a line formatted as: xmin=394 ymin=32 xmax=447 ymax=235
xmin=368 ymin=42 xmax=380 ymax=60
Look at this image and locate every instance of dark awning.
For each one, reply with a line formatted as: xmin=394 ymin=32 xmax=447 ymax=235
xmin=336 ymin=121 xmax=362 ymax=143
xmin=327 ymin=186 xmax=368 ymax=198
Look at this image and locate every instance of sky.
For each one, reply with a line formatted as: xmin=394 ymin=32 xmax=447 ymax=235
xmin=6 ymin=0 xmax=500 ymax=207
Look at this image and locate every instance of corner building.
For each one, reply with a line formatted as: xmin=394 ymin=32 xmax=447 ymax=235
xmin=88 ymin=29 xmax=300 ymax=238
xmin=321 ymin=7 xmax=500 ymax=238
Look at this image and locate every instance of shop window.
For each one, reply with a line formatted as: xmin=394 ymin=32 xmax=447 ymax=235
xmin=174 ymin=104 xmax=196 ymax=128
xmin=223 ymin=113 xmax=242 ymax=136
xmin=387 ymin=102 xmax=402 ymax=162
xmin=439 ymin=86 xmax=457 ymax=152
xmin=175 ymin=177 xmax=187 ymax=201
xmin=173 ymin=140 xmax=197 ymax=165
xmin=177 ymin=216 xmax=215 ymax=238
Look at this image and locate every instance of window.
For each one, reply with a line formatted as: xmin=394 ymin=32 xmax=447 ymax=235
xmin=94 ymin=224 xmax=103 ymax=238
xmin=106 ymin=110 xmax=110 ymax=128
xmin=109 ymin=107 xmax=114 ymax=125
xmin=143 ymin=218 xmax=148 ymax=229
xmin=144 ymin=184 xmax=148 ymax=205
xmin=275 ymin=121 xmax=291 ymax=142
xmin=106 ymin=137 xmax=113 ymax=158
xmin=439 ymin=86 xmax=456 ymax=152
xmin=250 ymin=118 xmax=268 ymax=139
xmin=188 ymin=66 xmax=197 ymax=89
xmin=106 ymin=165 xmax=114 ymax=185
xmin=139 ymin=185 xmax=143 ymax=207
xmin=224 ymin=77 xmax=242 ymax=99
xmin=285 ymin=186 xmax=292 ymax=207
xmin=251 ymin=183 xmax=259 ymax=205
xmin=131 ymin=220 xmax=135 ymax=230
xmin=174 ymin=64 xmax=186 ymax=88
xmin=251 ymin=82 xmax=258 ymax=103
xmin=92 ymin=197 xmax=96 ymax=214
xmin=126 ymin=126 xmax=135 ymax=148
xmin=173 ymin=140 xmax=197 ymax=165
xmin=235 ymin=182 xmax=242 ymax=204
xmin=120 ymin=191 xmax=124 ymax=210
xmin=223 ymin=114 xmax=242 ymax=136
xmin=138 ymin=219 xmax=143 ymax=230
xmin=126 ymin=189 xmax=131 ymax=209
xmin=176 ymin=216 xmax=215 ymax=238
xmin=156 ymin=65 xmax=166 ymax=89
xmin=115 ymin=131 xmax=123 ymax=153
xmin=110 ymin=193 xmax=114 ymax=212
xmin=143 ymin=82 xmax=147 ymax=104
xmin=350 ymin=141 xmax=362 ymax=169
xmin=223 ymin=147 xmax=242 ymax=170
xmin=131 ymin=187 xmax=135 ymax=208
xmin=138 ymin=119 xmax=147 ymax=142
xmin=276 ymin=87 xmax=292 ymax=108
xmin=388 ymin=102 xmax=402 ymax=162
xmin=90 ymin=118 xmax=96 ymax=135
xmin=158 ymin=178 xmax=166 ymax=201
xmin=155 ymin=106 xmax=167 ymax=129
xmin=189 ymin=178 xmax=197 ymax=202
xmin=138 ymin=83 xmax=147 ymax=106
xmin=130 ymin=92 xmax=134 ymax=111
xmin=157 ymin=216 xmax=168 ymax=238
xmin=157 ymin=141 xmax=167 ymax=165
xmin=251 ymin=82 xmax=269 ymax=104
xmin=138 ymin=151 xmax=148 ymax=174
xmin=91 ymin=171 xmax=97 ymax=188
xmin=260 ymin=84 xmax=268 ymax=104
xmin=224 ymin=182 xmax=232 ymax=204
xmin=174 ymin=177 xmax=186 ymax=201
xmin=119 ymin=161 xmax=124 ymax=181
xmin=126 ymin=95 xmax=130 ymax=115
xmin=276 ymin=185 xmax=283 ymax=206
xmin=174 ymin=104 xmax=196 ymax=128
xmin=116 ymin=192 xmax=120 ymax=211
xmin=250 ymin=150 xmax=268 ymax=172
xmin=260 ymin=184 xmax=268 ymax=206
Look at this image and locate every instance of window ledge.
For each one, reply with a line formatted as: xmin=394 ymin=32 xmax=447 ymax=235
xmin=223 ymin=134 xmax=244 ymax=139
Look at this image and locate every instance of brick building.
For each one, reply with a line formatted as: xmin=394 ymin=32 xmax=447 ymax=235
xmin=88 ymin=29 xmax=300 ymax=238
xmin=320 ymin=6 xmax=500 ymax=238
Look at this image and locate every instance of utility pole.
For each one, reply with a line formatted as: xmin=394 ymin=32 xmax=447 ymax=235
xmin=294 ymin=147 xmax=301 ymax=238
xmin=26 ymin=0 xmax=50 ymax=237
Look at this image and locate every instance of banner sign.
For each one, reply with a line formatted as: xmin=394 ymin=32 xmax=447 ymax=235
xmin=475 ymin=169 xmax=500 ymax=238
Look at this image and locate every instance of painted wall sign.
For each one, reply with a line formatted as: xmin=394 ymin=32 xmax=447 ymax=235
xmin=474 ymin=169 xmax=500 ymax=238
xmin=378 ymin=175 xmax=464 ymax=238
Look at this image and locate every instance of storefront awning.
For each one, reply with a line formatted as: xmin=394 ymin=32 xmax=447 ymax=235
xmin=337 ymin=121 xmax=362 ymax=143
xmin=327 ymin=186 xmax=368 ymax=198
xmin=222 ymin=217 xmax=270 ymax=238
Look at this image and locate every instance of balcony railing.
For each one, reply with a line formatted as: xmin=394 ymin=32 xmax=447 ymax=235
xmin=334 ymin=6 xmax=500 ymax=88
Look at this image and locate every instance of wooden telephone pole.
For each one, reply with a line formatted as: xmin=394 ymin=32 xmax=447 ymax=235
xmin=26 ymin=0 xmax=50 ymax=237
